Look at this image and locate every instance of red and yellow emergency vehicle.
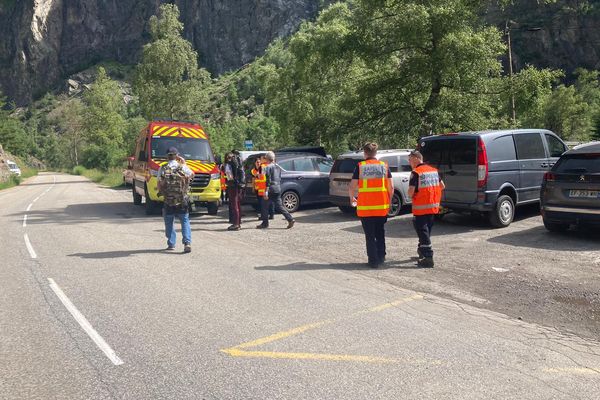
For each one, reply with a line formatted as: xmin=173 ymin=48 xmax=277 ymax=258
xmin=131 ymin=120 xmax=221 ymax=215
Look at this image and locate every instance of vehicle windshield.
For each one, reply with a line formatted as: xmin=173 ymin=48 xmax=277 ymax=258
xmin=554 ymin=154 xmax=600 ymax=174
xmin=151 ymin=137 xmax=214 ymax=162
xmin=7 ymin=162 xmax=17 ymax=169
xmin=332 ymin=158 xmax=361 ymax=174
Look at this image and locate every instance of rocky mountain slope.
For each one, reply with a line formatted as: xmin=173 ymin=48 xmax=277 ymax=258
xmin=0 ymin=0 xmax=320 ymax=105
xmin=0 ymin=0 xmax=598 ymax=106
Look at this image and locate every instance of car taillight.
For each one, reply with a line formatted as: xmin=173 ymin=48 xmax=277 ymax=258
xmin=544 ymin=172 xmax=555 ymax=182
xmin=477 ymin=138 xmax=488 ymax=188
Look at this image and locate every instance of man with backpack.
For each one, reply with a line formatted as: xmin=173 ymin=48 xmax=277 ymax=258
xmin=157 ymin=147 xmax=194 ymax=253
xmin=225 ymin=150 xmax=245 ymax=231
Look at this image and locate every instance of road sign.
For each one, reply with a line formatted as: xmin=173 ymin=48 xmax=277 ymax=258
xmin=244 ymin=140 xmax=253 ymax=150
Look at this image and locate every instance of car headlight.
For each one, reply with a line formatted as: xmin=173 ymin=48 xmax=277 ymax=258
xmin=210 ymin=173 xmax=220 ymax=180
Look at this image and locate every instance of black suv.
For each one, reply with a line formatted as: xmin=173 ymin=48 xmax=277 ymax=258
xmin=419 ymin=129 xmax=567 ymax=227
xmin=243 ymin=152 xmax=333 ymax=213
xmin=541 ymin=141 xmax=600 ymax=231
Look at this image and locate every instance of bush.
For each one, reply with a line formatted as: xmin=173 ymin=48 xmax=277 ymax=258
xmin=72 ymin=165 xmax=87 ymax=175
xmin=71 ymin=166 xmax=124 ymax=188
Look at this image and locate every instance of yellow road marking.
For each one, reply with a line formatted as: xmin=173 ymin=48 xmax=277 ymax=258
xmin=221 ymin=294 xmax=427 ymax=364
xmin=544 ymin=367 xmax=600 ymax=375
xmin=221 ymin=348 xmax=399 ymax=364
xmin=234 ymin=320 xmax=332 ymax=350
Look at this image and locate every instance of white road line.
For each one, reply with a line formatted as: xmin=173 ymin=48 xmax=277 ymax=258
xmin=24 ymin=234 xmax=37 ymax=259
xmin=26 ymin=203 xmax=33 ymax=211
xmin=23 ymin=214 xmax=27 ymax=228
xmin=47 ymin=278 xmax=124 ymax=366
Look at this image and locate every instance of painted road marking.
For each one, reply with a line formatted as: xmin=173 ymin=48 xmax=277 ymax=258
xmin=24 ymin=234 xmax=37 ymax=259
xmin=221 ymin=294 xmax=431 ymax=364
xmin=22 ymin=214 xmax=27 ymax=228
xmin=26 ymin=203 xmax=32 ymax=212
xmin=48 ymin=278 xmax=124 ymax=366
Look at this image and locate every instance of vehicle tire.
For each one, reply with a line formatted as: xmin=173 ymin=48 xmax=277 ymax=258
xmin=488 ymin=195 xmax=514 ymax=228
xmin=543 ymin=219 xmax=569 ymax=233
xmin=387 ymin=191 xmax=403 ymax=217
xmin=207 ymin=202 xmax=219 ymax=215
xmin=338 ymin=206 xmax=355 ymax=214
xmin=281 ymin=191 xmax=300 ymax=213
xmin=144 ymin=186 xmax=158 ymax=215
xmin=133 ymin=186 xmax=142 ymax=205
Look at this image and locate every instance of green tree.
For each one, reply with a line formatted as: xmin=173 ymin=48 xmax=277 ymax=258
xmin=0 ymin=91 xmax=31 ymax=157
xmin=134 ymin=4 xmax=210 ymax=120
xmin=81 ymin=67 xmax=127 ymax=170
xmin=47 ymin=97 xmax=86 ymax=167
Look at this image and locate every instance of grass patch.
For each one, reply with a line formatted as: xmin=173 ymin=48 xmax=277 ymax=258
xmin=0 ymin=166 xmax=38 ymax=191
xmin=71 ymin=166 xmax=124 ymax=188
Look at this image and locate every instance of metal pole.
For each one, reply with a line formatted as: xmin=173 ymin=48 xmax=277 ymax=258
xmin=506 ymin=21 xmax=516 ymax=125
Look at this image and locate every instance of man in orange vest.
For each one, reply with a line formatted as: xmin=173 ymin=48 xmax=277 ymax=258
xmin=251 ymin=156 xmax=273 ymax=220
xmin=408 ymin=150 xmax=445 ymax=268
xmin=349 ymin=143 xmax=394 ymax=268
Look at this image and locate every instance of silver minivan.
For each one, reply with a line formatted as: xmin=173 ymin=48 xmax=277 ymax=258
xmin=329 ymin=149 xmax=413 ymax=217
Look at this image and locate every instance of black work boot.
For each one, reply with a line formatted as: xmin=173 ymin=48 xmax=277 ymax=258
xmin=418 ymin=257 xmax=434 ymax=268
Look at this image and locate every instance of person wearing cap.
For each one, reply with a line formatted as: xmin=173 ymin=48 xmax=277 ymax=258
xmin=348 ymin=143 xmax=394 ymax=268
xmin=157 ymin=147 xmax=194 ymax=253
xmin=407 ymin=150 xmax=445 ymax=268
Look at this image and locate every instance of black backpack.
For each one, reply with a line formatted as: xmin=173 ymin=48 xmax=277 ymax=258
xmin=231 ymin=156 xmax=246 ymax=187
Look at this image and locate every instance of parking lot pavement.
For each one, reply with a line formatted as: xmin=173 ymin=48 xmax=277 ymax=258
xmin=213 ymin=203 xmax=600 ymax=342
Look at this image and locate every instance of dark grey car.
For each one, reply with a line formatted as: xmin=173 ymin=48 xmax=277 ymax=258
xmin=541 ymin=141 xmax=600 ymax=231
xmin=243 ymin=152 xmax=333 ymax=213
xmin=419 ymin=129 xmax=568 ymax=227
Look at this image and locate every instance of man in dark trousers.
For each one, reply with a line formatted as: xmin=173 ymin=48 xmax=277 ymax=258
xmin=349 ymin=143 xmax=394 ymax=268
xmin=225 ymin=151 xmax=244 ymax=231
xmin=257 ymin=151 xmax=295 ymax=229
xmin=407 ymin=150 xmax=445 ymax=268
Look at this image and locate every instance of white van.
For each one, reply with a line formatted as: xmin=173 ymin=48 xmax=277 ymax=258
xmin=329 ymin=149 xmax=413 ymax=217
xmin=7 ymin=161 xmax=21 ymax=176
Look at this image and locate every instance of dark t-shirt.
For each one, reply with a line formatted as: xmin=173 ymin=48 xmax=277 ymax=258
xmin=352 ymin=158 xmax=393 ymax=180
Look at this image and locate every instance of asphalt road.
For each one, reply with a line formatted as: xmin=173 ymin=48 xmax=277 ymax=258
xmin=1 ymin=172 xmax=599 ymax=400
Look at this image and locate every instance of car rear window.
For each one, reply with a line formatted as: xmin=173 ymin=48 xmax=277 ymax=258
xmin=420 ymin=138 xmax=476 ymax=166
xmin=332 ymin=158 xmax=360 ymax=174
xmin=554 ymin=154 xmax=600 ymax=174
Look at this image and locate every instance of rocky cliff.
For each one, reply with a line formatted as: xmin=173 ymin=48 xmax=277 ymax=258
xmin=0 ymin=0 xmax=320 ymax=105
xmin=0 ymin=1 xmax=598 ymax=106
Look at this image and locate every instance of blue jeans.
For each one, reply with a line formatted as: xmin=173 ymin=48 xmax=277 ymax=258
xmin=164 ymin=210 xmax=191 ymax=247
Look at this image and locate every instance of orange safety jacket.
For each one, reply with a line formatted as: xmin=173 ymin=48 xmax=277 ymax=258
xmin=253 ymin=165 xmax=267 ymax=197
xmin=412 ymin=164 xmax=443 ymax=216
xmin=356 ymin=159 xmax=390 ymax=217
xmin=220 ymin=169 xmax=227 ymax=192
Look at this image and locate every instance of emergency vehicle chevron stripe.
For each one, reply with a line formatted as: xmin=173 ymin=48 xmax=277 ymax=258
xmin=152 ymin=125 xmax=208 ymax=139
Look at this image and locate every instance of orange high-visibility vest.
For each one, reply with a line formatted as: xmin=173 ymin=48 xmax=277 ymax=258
xmin=412 ymin=164 xmax=443 ymax=216
xmin=253 ymin=164 xmax=267 ymax=197
xmin=356 ymin=159 xmax=390 ymax=217
xmin=220 ymin=170 xmax=227 ymax=191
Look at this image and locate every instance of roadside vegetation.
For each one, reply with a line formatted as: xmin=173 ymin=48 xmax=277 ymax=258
xmin=0 ymin=161 xmax=38 ymax=190
xmin=0 ymin=1 xmax=599 ymax=178
xmin=71 ymin=166 xmax=124 ymax=188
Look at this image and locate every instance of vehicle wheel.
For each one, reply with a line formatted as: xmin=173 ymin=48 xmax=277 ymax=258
xmin=281 ymin=191 xmax=300 ymax=213
xmin=207 ymin=202 xmax=219 ymax=215
xmin=387 ymin=192 xmax=402 ymax=217
xmin=145 ymin=186 xmax=158 ymax=215
xmin=543 ymin=219 xmax=569 ymax=233
xmin=488 ymin=195 xmax=514 ymax=228
xmin=133 ymin=186 xmax=142 ymax=205
xmin=338 ymin=206 xmax=355 ymax=214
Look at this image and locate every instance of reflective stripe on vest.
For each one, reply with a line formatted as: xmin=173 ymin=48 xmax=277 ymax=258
xmin=357 ymin=160 xmax=389 ymax=217
xmin=412 ymin=164 xmax=442 ymax=216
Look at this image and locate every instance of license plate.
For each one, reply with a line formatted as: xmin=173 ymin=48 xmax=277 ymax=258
xmin=337 ymin=181 xmax=349 ymax=186
xmin=569 ymin=190 xmax=599 ymax=198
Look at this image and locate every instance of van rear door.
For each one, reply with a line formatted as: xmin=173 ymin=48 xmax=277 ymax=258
xmin=420 ymin=136 xmax=478 ymax=204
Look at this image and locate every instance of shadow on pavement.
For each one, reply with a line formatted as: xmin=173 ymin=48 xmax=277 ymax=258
xmin=488 ymin=225 xmax=600 ymax=251
xmin=9 ymin=202 xmax=157 ymax=225
xmin=255 ymin=259 xmax=425 ymax=271
xmin=68 ymin=249 xmax=178 ymax=259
